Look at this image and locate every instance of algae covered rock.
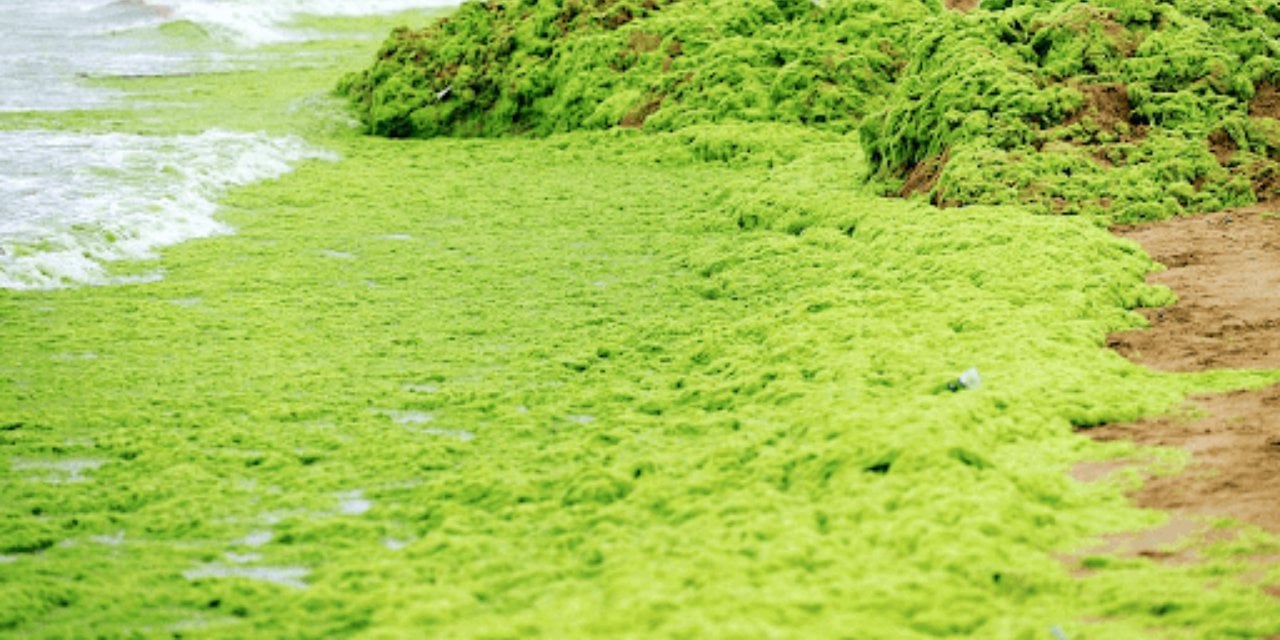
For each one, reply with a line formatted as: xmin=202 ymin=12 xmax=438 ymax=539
xmin=337 ymin=0 xmax=934 ymax=137
xmin=862 ymin=0 xmax=1280 ymax=221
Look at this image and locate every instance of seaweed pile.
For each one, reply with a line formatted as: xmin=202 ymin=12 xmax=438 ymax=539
xmin=863 ymin=0 xmax=1280 ymax=221
xmin=341 ymin=0 xmax=1280 ymax=222
xmin=336 ymin=0 xmax=932 ymax=137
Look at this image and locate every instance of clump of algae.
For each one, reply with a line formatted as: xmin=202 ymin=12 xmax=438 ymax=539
xmin=861 ymin=0 xmax=1280 ymax=221
xmin=2 ymin=4 xmax=1280 ymax=640
xmin=342 ymin=0 xmax=1280 ymax=223
xmin=335 ymin=0 xmax=934 ymax=137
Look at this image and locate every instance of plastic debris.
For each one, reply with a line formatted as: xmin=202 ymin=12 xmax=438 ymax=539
xmin=945 ymin=367 xmax=981 ymax=392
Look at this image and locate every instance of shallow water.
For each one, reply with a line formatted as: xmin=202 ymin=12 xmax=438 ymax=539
xmin=160 ymin=0 xmax=461 ymax=46
xmin=0 ymin=0 xmax=457 ymax=290
xmin=10 ymin=457 xmax=106 ymax=483
xmin=0 ymin=0 xmax=186 ymax=112
xmin=183 ymin=564 xmax=310 ymax=589
xmin=0 ymin=129 xmax=333 ymax=289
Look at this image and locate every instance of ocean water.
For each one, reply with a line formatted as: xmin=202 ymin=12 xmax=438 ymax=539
xmin=0 ymin=129 xmax=335 ymax=289
xmin=0 ymin=0 xmax=458 ymax=289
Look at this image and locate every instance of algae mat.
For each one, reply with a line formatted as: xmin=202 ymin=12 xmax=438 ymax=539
xmin=2 ymin=18 xmax=1280 ymax=640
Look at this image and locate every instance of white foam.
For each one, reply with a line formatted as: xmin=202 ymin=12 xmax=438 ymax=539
xmin=162 ymin=0 xmax=462 ymax=47
xmin=0 ymin=129 xmax=336 ymax=290
xmin=0 ymin=0 xmax=460 ymax=111
xmin=0 ymin=0 xmax=199 ymax=112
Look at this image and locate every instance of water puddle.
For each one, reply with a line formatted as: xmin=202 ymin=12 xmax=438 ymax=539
xmin=335 ymin=490 xmax=372 ymax=516
xmin=90 ymin=531 xmax=126 ymax=546
xmin=402 ymin=383 xmax=440 ymax=394
xmin=320 ymin=249 xmax=356 ymax=260
xmin=183 ymin=564 xmax=309 ymax=589
xmin=379 ymin=409 xmax=434 ymax=424
xmin=236 ymin=530 xmax=274 ymax=547
xmin=11 ymin=458 xmax=106 ymax=483
xmin=421 ymin=428 xmax=475 ymax=442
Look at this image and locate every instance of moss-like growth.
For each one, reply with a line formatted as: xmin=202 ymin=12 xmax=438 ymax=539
xmin=862 ymin=0 xmax=1280 ymax=221
xmin=341 ymin=0 xmax=1280 ymax=221
xmin=336 ymin=0 xmax=935 ymax=137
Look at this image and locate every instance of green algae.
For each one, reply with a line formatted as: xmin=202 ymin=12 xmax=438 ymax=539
xmin=337 ymin=0 xmax=1280 ymax=223
xmin=336 ymin=0 xmax=933 ymax=137
xmin=861 ymin=0 xmax=1280 ymax=221
xmin=2 ymin=9 xmax=1280 ymax=640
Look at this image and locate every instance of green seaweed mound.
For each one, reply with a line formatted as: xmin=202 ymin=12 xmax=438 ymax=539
xmin=336 ymin=0 xmax=934 ymax=137
xmin=342 ymin=0 xmax=1280 ymax=221
xmin=862 ymin=0 xmax=1280 ymax=221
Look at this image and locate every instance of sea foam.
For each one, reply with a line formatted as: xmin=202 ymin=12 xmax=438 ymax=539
xmin=160 ymin=0 xmax=461 ymax=46
xmin=0 ymin=130 xmax=336 ymax=290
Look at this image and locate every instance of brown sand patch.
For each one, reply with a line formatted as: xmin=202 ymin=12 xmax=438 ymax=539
xmin=898 ymin=151 xmax=949 ymax=202
xmin=1088 ymin=389 xmax=1280 ymax=533
xmin=1075 ymin=206 xmax=1280 ymax=596
xmin=1108 ymin=208 xmax=1280 ymax=371
xmin=1252 ymin=83 xmax=1280 ymax=120
xmin=1069 ymin=458 xmax=1138 ymax=483
xmin=1208 ymin=129 xmax=1240 ymax=165
xmin=1081 ymin=515 xmax=1237 ymax=566
xmin=945 ymin=0 xmax=980 ymax=11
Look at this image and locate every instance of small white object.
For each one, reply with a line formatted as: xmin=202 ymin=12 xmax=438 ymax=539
xmin=958 ymin=367 xmax=981 ymax=389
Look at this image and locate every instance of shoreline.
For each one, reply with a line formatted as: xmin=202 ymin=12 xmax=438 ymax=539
xmin=1 ymin=7 xmax=1279 ymax=637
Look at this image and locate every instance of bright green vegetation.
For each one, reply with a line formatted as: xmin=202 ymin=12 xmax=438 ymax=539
xmin=341 ymin=0 xmax=1280 ymax=222
xmin=862 ymin=0 xmax=1280 ymax=221
xmin=336 ymin=0 xmax=932 ymax=137
xmin=2 ymin=5 xmax=1280 ymax=639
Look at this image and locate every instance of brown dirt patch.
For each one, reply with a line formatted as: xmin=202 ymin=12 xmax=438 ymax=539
xmin=1087 ymin=388 xmax=1280 ymax=533
xmin=1078 ymin=204 xmax=1280 ymax=584
xmin=1107 ymin=208 xmax=1280 ymax=371
xmin=945 ymin=0 xmax=980 ymax=11
xmin=1251 ymin=160 xmax=1280 ymax=203
xmin=1208 ymin=129 xmax=1240 ymax=166
xmin=1252 ymin=83 xmax=1280 ymax=120
xmin=627 ymin=31 xmax=662 ymax=54
xmin=1060 ymin=514 xmax=1239 ymax=570
xmin=898 ymin=151 xmax=949 ymax=202
xmin=620 ymin=93 xmax=665 ymax=128
xmin=1063 ymin=83 xmax=1135 ymax=134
